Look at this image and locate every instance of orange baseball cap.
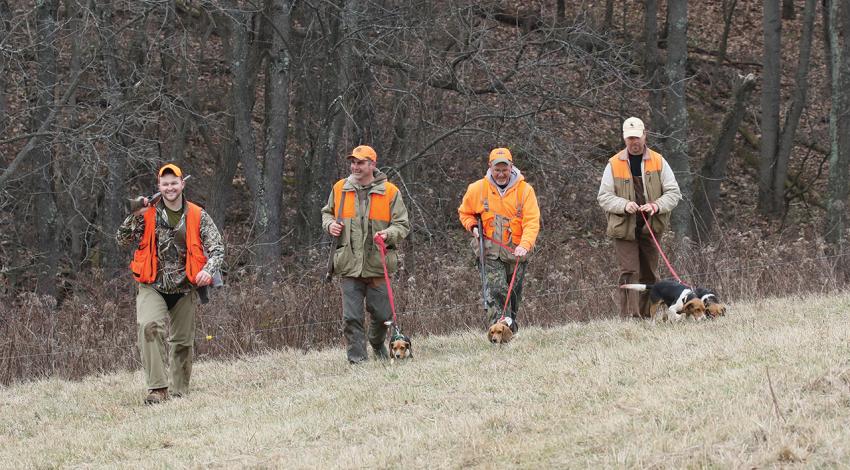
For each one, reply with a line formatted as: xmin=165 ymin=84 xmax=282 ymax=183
xmin=158 ymin=163 xmax=183 ymax=178
xmin=348 ymin=145 xmax=377 ymax=162
xmin=488 ymin=148 xmax=513 ymax=165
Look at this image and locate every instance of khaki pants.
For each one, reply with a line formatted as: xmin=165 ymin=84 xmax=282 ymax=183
xmin=614 ymin=228 xmax=660 ymax=318
xmin=136 ymin=284 xmax=196 ymax=395
xmin=341 ymin=277 xmax=391 ymax=363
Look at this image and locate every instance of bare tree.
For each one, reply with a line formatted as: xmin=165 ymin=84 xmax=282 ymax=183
xmin=692 ymin=74 xmax=757 ymax=240
xmin=32 ymin=0 xmax=60 ymax=298
xmin=758 ymin=0 xmax=782 ymax=216
xmin=644 ymin=0 xmax=664 ymax=134
xmin=665 ymin=0 xmax=691 ymax=237
xmin=773 ymin=0 xmax=818 ymax=213
xmin=783 ymin=0 xmax=796 ymax=19
xmin=824 ymin=0 xmax=850 ymax=245
xmin=227 ymin=0 xmax=292 ymax=273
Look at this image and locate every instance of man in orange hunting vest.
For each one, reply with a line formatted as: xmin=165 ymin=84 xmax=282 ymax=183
xmin=597 ymin=117 xmax=681 ymax=318
xmin=116 ymin=163 xmax=224 ymax=405
xmin=458 ymin=148 xmax=540 ymax=332
xmin=321 ymin=145 xmax=410 ymax=364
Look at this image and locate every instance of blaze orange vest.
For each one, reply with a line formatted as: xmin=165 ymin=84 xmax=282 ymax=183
xmin=130 ymin=202 xmax=208 ymax=284
xmin=332 ymin=179 xmax=398 ymax=222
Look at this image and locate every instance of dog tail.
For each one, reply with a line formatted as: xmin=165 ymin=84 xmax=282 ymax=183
xmin=620 ymin=283 xmax=650 ymax=291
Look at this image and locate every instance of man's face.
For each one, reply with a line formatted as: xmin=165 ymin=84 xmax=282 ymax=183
xmin=490 ymin=162 xmax=512 ymax=185
xmin=158 ymin=173 xmax=184 ymax=203
xmin=625 ymin=133 xmax=646 ymax=155
xmin=349 ymin=157 xmax=375 ymax=183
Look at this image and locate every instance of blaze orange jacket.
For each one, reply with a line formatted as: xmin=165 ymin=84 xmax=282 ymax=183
xmin=130 ymin=202 xmax=208 ymax=284
xmin=458 ymin=173 xmax=540 ymax=253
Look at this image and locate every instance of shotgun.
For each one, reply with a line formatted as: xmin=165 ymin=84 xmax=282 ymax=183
xmin=128 ymin=174 xmax=193 ymax=213
xmin=477 ymin=216 xmax=487 ymax=312
xmin=324 ymin=189 xmax=347 ymax=283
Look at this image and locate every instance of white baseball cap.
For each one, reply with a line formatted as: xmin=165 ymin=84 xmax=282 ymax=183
xmin=622 ymin=117 xmax=645 ymax=138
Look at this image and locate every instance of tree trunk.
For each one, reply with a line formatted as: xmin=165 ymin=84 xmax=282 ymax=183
xmin=644 ymin=0 xmax=664 ymax=136
xmin=665 ymin=0 xmax=691 ymax=237
xmin=759 ymin=0 xmax=782 ymax=216
xmin=295 ymin=2 xmax=352 ymax=243
xmin=824 ymin=0 xmax=850 ymax=245
xmin=0 ymin=0 xmax=11 ymax=134
xmin=692 ymin=74 xmax=757 ymax=240
xmin=782 ymin=0 xmax=796 ymax=19
xmin=97 ymin=0 xmax=131 ymax=275
xmin=604 ymin=0 xmax=614 ymax=30
xmin=712 ymin=0 xmax=739 ymax=90
xmin=773 ymin=0 xmax=817 ymax=213
xmin=32 ymin=0 xmax=60 ymax=298
xmin=257 ymin=0 xmax=292 ymax=264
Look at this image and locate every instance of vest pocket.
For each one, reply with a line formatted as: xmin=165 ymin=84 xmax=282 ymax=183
xmin=606 ymin=213 xmax=629 ymax=239
xmin=650 ymin=212 xmax=670 ymax=235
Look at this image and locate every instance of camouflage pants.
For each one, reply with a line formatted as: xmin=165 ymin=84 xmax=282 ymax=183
xmin=481 ymin=257 xmax=527 ymax=329
xmin=136 ymin=284 xmax=196 ymax=395
xmin=341 ymin=277 xmax=391 ymax=363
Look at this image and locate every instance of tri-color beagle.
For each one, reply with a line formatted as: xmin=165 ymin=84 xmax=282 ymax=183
xmin=389 ymin=333 xmax=413 ymax=360
xmin=693 ymin=287 xmax=727 ymax=319
xmin=620 ymin=279 xmax=706 ymax=322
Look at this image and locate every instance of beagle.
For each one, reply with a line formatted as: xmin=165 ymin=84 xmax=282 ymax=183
xmin=693 ymin=287 xmax=727 ymax=319
xmin=389 ymin=333 xmax=413 ymax=360
xmin=620 ymin=279 xmax=706 ymax=322
xmin=487 ymin=318 xmax=514 ymax=344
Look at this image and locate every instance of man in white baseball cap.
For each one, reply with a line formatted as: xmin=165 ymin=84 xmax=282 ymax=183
xmin=597 ymin=117 xmax=682 ymax=318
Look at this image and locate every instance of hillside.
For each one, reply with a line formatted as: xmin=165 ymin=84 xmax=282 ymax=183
xmin=3 ymin=294 xmax=850 ymax=468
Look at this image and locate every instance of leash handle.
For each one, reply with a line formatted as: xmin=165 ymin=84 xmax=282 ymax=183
xmin=373 ymin=234 xmax=398 ymax=326
xmin=639 ymin=210 xmax=690 ymax=287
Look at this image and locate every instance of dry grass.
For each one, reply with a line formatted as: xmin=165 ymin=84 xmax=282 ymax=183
xmin=2 ymin=293 xmax=850 ymax=468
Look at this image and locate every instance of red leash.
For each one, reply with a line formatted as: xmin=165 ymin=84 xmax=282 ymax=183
xmin=639 ymin=210 xmax=689 ymax=287
xmin=481 ymin=233 xmax=522 ymax=321
xmin=373 ymin=233 xmax=398 ymax=326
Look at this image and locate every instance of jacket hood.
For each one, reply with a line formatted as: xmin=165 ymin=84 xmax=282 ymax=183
xmin=345 ymin=169 xmax=388 ymax=191
xmin=486 ymin=166 xmax=524 ymax=196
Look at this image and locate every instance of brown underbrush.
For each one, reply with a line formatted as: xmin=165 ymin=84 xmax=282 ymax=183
xmin=2 ymin=224 xmax=847 ymax=385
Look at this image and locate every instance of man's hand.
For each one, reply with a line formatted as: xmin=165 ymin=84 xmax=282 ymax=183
xmin=624 ymin=201 xmax=639 ymax=214
xmin=514 ymin=246 xmax=528 ymax=258
xmin=195 ymin=270 xmax=213 ymax=287
xmin=639 ymin=203 xmax=659 ymax=215
xmin=329 ymin=221 xmax=344 ymax=237
xmin=132 ymin=197 xmax=149 ymax=216
xmin=471 ymin=226 xmax=480 ymax=238
xmin=374 ymin=229 xmax=388 ymax=241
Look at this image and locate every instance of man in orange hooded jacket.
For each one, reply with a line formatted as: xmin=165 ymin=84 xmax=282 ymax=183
xmin=458 ymin=148 xmax=540 ymax=332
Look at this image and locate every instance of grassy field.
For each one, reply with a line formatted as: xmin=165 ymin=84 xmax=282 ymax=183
xmin=2 ymin=294 xmax=850 ymax=468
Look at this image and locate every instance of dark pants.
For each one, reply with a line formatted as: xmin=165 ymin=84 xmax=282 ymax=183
xmin=614 ymin=228 xmax=660 ymax=318
xmin=341 ymin=277 xmax=391 ymax=363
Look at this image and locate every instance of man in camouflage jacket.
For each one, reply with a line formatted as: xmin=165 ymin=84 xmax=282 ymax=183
xmin=116 ymin=163 xmax=224 ymax=404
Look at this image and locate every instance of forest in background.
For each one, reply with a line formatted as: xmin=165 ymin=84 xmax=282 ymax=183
xmin=1 ymin=0 xmax=850 ymax=383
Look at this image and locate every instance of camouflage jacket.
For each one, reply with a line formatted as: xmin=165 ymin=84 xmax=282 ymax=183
xmin=116 ymin=199 xmax=224 ymax=294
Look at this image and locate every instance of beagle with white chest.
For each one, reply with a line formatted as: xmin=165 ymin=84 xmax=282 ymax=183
xmin=620 ymin=279 xmax=706 ymax=322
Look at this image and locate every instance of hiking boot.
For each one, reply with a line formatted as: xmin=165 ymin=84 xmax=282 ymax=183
xmin=372 ymin=343 xmax=390 ymax=360
xmin=144 ymin=388 xmax=169 ymax=405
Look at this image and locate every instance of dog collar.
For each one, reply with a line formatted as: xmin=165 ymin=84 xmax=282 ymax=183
xmin=390 ymin=333 xmax=406 ymax=342
xmin=700 ymin=294 xmax=716 ymax=303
